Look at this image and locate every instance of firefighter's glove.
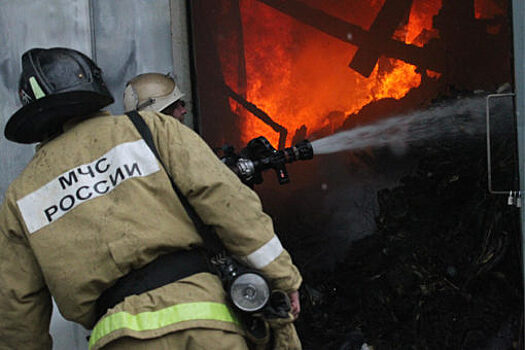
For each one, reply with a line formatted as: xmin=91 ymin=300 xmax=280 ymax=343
xmin=243 ymin=313 xmax=270 ymax=349
xmin=264 ymin=290 xmax=302 ymax=350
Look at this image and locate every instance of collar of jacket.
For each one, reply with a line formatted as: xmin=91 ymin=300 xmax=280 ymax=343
xmin=63 ymin=110 xmax=112 ymax=132
xmin=35 ymin=111 xmax=112 ymax=151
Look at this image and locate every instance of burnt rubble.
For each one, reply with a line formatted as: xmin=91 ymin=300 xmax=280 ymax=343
xmin=293 ymin=126 xmax=523 ymax=349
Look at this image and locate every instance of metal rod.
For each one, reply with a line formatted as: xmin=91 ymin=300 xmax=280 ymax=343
xmin=88 ymin=0 xmax=97 ymax=63
xmin=510 ymin=0 xmax=525 ymax=338
xmin=485 ymin=93 xmax=515 ymax=195
xmin=224 ymin=84 xmax=288 ymax=150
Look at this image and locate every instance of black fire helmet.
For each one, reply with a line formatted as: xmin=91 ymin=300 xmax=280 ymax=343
xmin=5 ymin=47 xmax=114 ymax=144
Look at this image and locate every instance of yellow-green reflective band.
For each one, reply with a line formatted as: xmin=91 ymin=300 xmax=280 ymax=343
xmin=89 ymin=302 xmax=239 ymax=349
xmin=29 ymin=76 xmax=46 ymax=99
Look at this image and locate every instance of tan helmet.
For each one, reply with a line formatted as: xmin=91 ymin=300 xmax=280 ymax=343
xmin=123 ymin=73 xmax=184 ymax=112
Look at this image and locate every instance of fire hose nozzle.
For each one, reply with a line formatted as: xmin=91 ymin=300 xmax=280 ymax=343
xmin=285 ymin=139 xmax=314 ymax=162
xmin=220 ymin=137 xmax=314 ymax=186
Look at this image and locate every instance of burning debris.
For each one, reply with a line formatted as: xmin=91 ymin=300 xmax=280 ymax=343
xmin=234 ymin=0 xmax=427 ymax=147
xmin=189 ymin=0 xmax=520 ymax=349
xmin=191 ymin=0 xmax=512 ymax=150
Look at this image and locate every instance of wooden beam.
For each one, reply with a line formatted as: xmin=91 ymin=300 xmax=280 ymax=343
xmin=256 ymin=0 xmax=444 ymax=75
xmin=349 ymin=0 xmax=414 ymax=77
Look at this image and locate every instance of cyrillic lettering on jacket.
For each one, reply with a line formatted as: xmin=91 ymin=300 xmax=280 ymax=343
xmin=17 ymin=140 xmax=160 ymax=234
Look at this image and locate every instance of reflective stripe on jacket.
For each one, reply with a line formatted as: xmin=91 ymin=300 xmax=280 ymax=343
xmin=0 ymin=111 xmax=302 ymax=350
xmin=89 ymin=300 xmax=240 ymax=349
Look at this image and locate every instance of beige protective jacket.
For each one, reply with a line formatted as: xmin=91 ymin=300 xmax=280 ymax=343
xmin=0 ymin=111 xmax=302 ymax=350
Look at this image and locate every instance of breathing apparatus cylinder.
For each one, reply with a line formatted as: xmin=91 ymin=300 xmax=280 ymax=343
xmin=212 ymin=255 xmax=270 ymax=313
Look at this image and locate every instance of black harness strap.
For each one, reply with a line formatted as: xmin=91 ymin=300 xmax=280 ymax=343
xmin=95 ymin=111 xmax=224 ymax=320
xmin=95 ymin=249 xmax=209 ymax=320
xmin=126 ymin=110 xmax=223 ymax=254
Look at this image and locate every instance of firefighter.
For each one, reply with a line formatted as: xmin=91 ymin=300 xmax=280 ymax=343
xmin=123 ymin=72 xmax=188 ymax=122
xmin=0 ymin=47 xmax=302 ymax=349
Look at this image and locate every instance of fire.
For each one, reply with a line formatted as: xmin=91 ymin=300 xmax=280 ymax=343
xmin=367 ymin=62 xmax=421 ymax=101
xmin=404 ymin=0 xmax=442 ymax=46
xmin=235 ymin=0 xmax=443 ymax=147
xmin=474 ymin=0 xmax=506 ymax=19
xmin=474 ymin=0 xmax=507 ymax=34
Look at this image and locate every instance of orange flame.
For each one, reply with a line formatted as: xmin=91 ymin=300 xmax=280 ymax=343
xmin=474 ymin=0 xmax=506 ymax=19
xmin=235 ymin=0 xmax=442 ymax=148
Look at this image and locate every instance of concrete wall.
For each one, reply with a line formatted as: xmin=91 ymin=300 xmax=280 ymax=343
xmin=0 ymin=0 xmax=192 ymax=199
xmin=0 ymin=0 xmax=92 ymax=203
xmin=0 ymin=1 xmax=191 ymax=348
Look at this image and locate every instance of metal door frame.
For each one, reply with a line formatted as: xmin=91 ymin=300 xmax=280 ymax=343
xmin=511 ymin=0 xmax=525 ymax=331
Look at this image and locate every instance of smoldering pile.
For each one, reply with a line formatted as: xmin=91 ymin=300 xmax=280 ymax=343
xmin=294 ymin=104 xmax=522 ymax=350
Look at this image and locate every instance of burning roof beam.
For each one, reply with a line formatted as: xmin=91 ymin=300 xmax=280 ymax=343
xmin=349 ymin=0 xmax=413 ymax=77
xmin=256 ymin=0 xmax=445 ymax=75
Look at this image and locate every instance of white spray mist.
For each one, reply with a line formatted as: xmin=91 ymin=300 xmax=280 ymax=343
xmin=311 ymin=96 xmax=491 ymax=155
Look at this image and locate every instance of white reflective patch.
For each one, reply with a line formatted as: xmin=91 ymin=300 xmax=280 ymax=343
xmin=17 ymin=140 xmax=160 ymax=234
xmin=240 ymin=236 xmax=284 ymax=269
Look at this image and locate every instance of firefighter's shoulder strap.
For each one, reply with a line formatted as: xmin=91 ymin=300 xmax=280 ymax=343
xmin=95 ymin=111 xmax=224 ymax=320
xmin=125 ymin=110 xmax=223 ymax=254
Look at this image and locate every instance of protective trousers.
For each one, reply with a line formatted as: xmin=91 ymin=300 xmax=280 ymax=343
xmin=100 ymin=329 xmax=249 ymax=350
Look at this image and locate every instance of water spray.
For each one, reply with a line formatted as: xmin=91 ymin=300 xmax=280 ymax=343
xmin=222 ymin=95 xmax=511 ymax=186
xmin=311 ymin=96 xmax=489 ymax=156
